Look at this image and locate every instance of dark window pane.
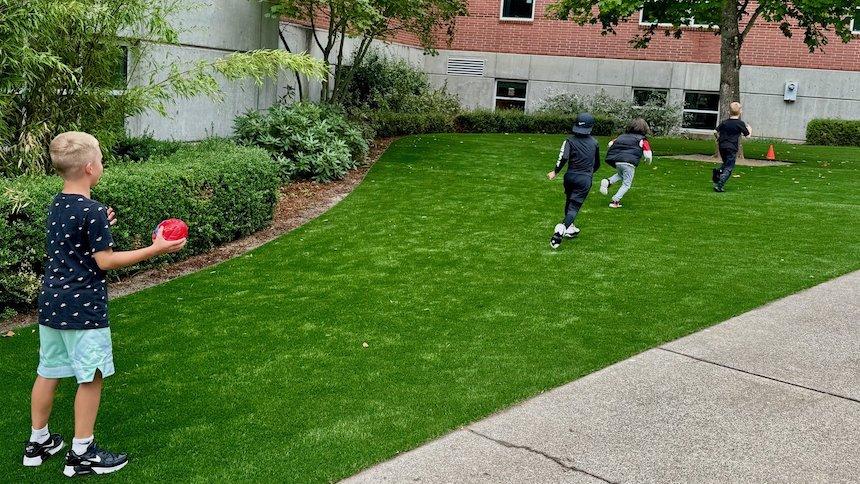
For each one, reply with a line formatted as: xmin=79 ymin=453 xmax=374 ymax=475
xmin=683 ymin=112 xmax=718 ymax=129
xmin=642 ymin=7 xmax=693 ymax=25
xmin=496 ymin=81 xmax=527 ymax=99
xmin=502 ymin=0 xmax=533 ymax=19
xmin=110 ymin=46 xmax=129 ymax=90
xmin=684 ymin=92 xmax=719 ymax=111
xmin=633 ymin=89 xmax=668 ymax=106
xmin=496 ymin=100 xmax=526 ymax=111
xmin=854 ymin=8 xmax=860 ymax=31
xmin=641 ymin=7 xmax=660 ymax=24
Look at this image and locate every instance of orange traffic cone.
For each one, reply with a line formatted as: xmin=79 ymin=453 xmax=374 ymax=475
xmin=766 ymin=144 xmax=776 ymax=161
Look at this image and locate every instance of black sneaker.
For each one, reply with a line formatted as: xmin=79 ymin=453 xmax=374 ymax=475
xmin=63 ymin=442 xmax=128 ymax=477
xmin=713 ymin=184 xmax=725 ymax=192
xmin=550 ymin=223 xmax=565 ymax=249
xmin=23 ymin=434 xmax=65 ymax=467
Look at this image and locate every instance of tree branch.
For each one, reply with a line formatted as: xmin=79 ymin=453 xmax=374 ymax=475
xmin=278 ymin=26 xmax=304 ymax=100
xmin=330 ymin=21 xmax=349 ymax=103
xmin=739 ymin=4 xmax=765 ymax=43
xmin=308 ymin=5 xmax=327 ymax=55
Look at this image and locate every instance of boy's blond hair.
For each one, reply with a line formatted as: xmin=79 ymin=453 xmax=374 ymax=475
xmin=49 ymin=132 xmax=100 ymax=178
xmin=729 ymin=102 xmax=742 ymax=117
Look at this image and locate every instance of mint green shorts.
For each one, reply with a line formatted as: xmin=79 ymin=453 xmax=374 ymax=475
xmin=37 ymin=326 xmax=115 ymax=384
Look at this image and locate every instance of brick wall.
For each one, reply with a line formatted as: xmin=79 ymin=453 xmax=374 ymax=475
xmin=424 ymin=0 xmax=860 ymax=71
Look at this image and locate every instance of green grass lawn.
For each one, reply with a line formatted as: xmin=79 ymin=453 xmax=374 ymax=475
xmin=1 ymin=134 xmax=858 ymax=482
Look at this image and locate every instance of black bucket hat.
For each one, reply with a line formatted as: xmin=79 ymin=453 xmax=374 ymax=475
xmin=572 ymin=113 xmax=595 ymax=135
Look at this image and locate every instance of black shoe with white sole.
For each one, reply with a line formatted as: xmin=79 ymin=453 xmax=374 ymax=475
xmin=23 ymin=434 xmax=65 ymax=467
xmin=550 ymin=223 xmax=565 ymax=249
xmin=63 ymin=442 xmax=128 ymax=477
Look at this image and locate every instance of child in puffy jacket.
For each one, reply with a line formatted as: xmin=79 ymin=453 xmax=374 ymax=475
xmin=599 ymin=118 xmax=653 ymax=208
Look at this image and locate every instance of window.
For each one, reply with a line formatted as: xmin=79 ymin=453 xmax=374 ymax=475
xmin=633 ymin=88 xmax=668 ymax=107
xmin=682 ymin=91 xmax=720 ymax=129
xmin=110 ymin=46 xmax=129 ymax=91
xmin=495 ymin=80 xmax=527 ymax=111
xmin=500 ymin=0 xmax=534 ymax=20
xmin=852 ymin=7 xmax=860 ymax=34
xmin=639 ymin=8 xmax=712 ymax=28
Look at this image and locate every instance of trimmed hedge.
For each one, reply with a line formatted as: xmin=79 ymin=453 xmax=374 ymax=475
xmin=366 ymin=110 xmax=621 ymax=137
xmin=806 ymin=119 xmax=860 ymax=147
xmin=110 ymin=134 xmax=184 ymax=163
xmin=369 ymin=111 xmax=457 ymax=137
xmin=1 ymin=140 xmax=279 ymax=317
xmin=455 ymin=110 xmax=620 ymax=136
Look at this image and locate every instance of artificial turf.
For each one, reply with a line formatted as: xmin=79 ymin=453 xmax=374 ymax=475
xmin=1 ymin=134 xmax=858 ymax=482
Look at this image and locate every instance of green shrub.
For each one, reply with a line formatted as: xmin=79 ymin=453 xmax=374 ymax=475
xmin=0 ymin=140 xmax=279 ymax=317
xmin=806 ymin=119 xmax=860 ymax=147
xmin=341 ymin=49 xmax=461 ymax=115
xmin=536 ymin=91 xmax=682 ymax=136
xmin=234 ymin=102 xmax=370 ymax=182
xmin=366 ymin=111 xmax=457 ymax=137
xmin=454 ymin=110 xmax=619 ymax=136
xmin=110 ymin=134 xmax=184 ymax=163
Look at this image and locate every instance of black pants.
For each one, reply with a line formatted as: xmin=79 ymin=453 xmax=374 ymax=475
xmin=716 ymin=148 xmax=738 ymax=187
xmin=562 ymin=174 xmax=588 ymax=227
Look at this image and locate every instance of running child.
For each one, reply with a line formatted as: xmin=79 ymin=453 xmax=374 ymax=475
xmin=713 ymin=102 xmax=752 ymax=192
xmin=599 ymin=118 xmax=653 ymax=208
xmin=23 ymin=132 xmax=186 ymax=477
xmin=547 ymin=113 xmax=601 ymax=249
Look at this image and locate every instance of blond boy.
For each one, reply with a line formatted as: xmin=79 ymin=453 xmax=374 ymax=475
xmin=24 ymin=132 xmax=186 ymax=477
xmin=713 ymin=102 xmax=752 ymax=192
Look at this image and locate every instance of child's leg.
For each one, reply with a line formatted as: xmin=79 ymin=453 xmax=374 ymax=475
xmin=608 ymin=172 xmax=622 ymax=185
xmin=564 ymin=199 xmax=583 ymax=228
xmin=74 ymin=371 xmax=103 ymax=439
xmin=31 ymin=376 xmax=60 ymax=431
xmin=612 ymin=163 xmax=636 ymax=202
xmin=717 ymin=150 xmax=737 ymax=187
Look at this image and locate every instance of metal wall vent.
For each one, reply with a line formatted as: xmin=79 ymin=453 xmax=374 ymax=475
xmin=446 ymin=58 xmax=485 ymax=77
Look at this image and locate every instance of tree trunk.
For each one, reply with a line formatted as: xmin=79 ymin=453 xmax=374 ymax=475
xmin=278 ymin=27 xmax=304 ymax=101
xmin=717 ymin=0 xmax=744 ymax=160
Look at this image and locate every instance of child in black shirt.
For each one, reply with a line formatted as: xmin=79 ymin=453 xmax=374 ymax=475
xmin=23 ymin=132 xmax=187 ymax=477
xmin=713 ymin=102 xmax=752 ymax=192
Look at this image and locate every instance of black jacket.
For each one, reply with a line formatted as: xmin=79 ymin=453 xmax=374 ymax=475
xmin=554 ymin=135 xmax=600 ymax=176
xmin=554 ymin=135 xmax=600 ymax=204
xmin=606 ymin=134 xmax=646 ymax=167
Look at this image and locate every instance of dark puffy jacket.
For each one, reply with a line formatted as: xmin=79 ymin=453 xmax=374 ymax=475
xmin=606 ymin=134 xmax=646 ymax=167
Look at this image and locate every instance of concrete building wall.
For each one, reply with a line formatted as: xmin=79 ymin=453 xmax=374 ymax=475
xmin=126 ymin=1 xmax=279 ymax=141
xmin=425 ymin=50 xmax=860 ymax=141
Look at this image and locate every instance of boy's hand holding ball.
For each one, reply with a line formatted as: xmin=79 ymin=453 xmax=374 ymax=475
xmin=547 ymin=170 xmax=557 ymax=180
xmin=151 ymin=218 xmax=188 ymax=255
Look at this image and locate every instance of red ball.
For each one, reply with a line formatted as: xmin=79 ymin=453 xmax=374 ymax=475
xmin=153 ymin=218 xmax=188 ymax=241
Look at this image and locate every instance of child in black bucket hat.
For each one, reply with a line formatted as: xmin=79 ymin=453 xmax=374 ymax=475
xmin=547 ymin=113 xmax=601 ymax=249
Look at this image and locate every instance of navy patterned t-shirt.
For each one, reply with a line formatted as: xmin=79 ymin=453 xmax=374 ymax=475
xmin=37 ymin=193 xmax=114 ymax=330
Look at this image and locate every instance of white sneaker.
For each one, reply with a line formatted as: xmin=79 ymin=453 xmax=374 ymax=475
xmin=563 ymin=226 xmax=580 ymax=238
xmin=599 ymin=179 xmax=609 ymax=195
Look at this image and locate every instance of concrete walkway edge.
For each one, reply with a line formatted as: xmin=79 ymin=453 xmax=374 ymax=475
xmin=345 ymin=271 xmax=860 ymax=483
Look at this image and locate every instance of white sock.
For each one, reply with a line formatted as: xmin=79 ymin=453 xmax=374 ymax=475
xmin=72 ymin=436 xmax=94 ymax=455
xmin=30 ymin=425 xmax=50 ymax=444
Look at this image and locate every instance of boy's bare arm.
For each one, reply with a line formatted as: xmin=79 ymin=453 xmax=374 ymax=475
xmin=93 ymin=231 xmax=186 ymax=271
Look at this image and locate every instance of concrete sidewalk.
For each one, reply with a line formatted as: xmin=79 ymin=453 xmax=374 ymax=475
xmin=345 ymin=271 xmax=860 ymax=483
